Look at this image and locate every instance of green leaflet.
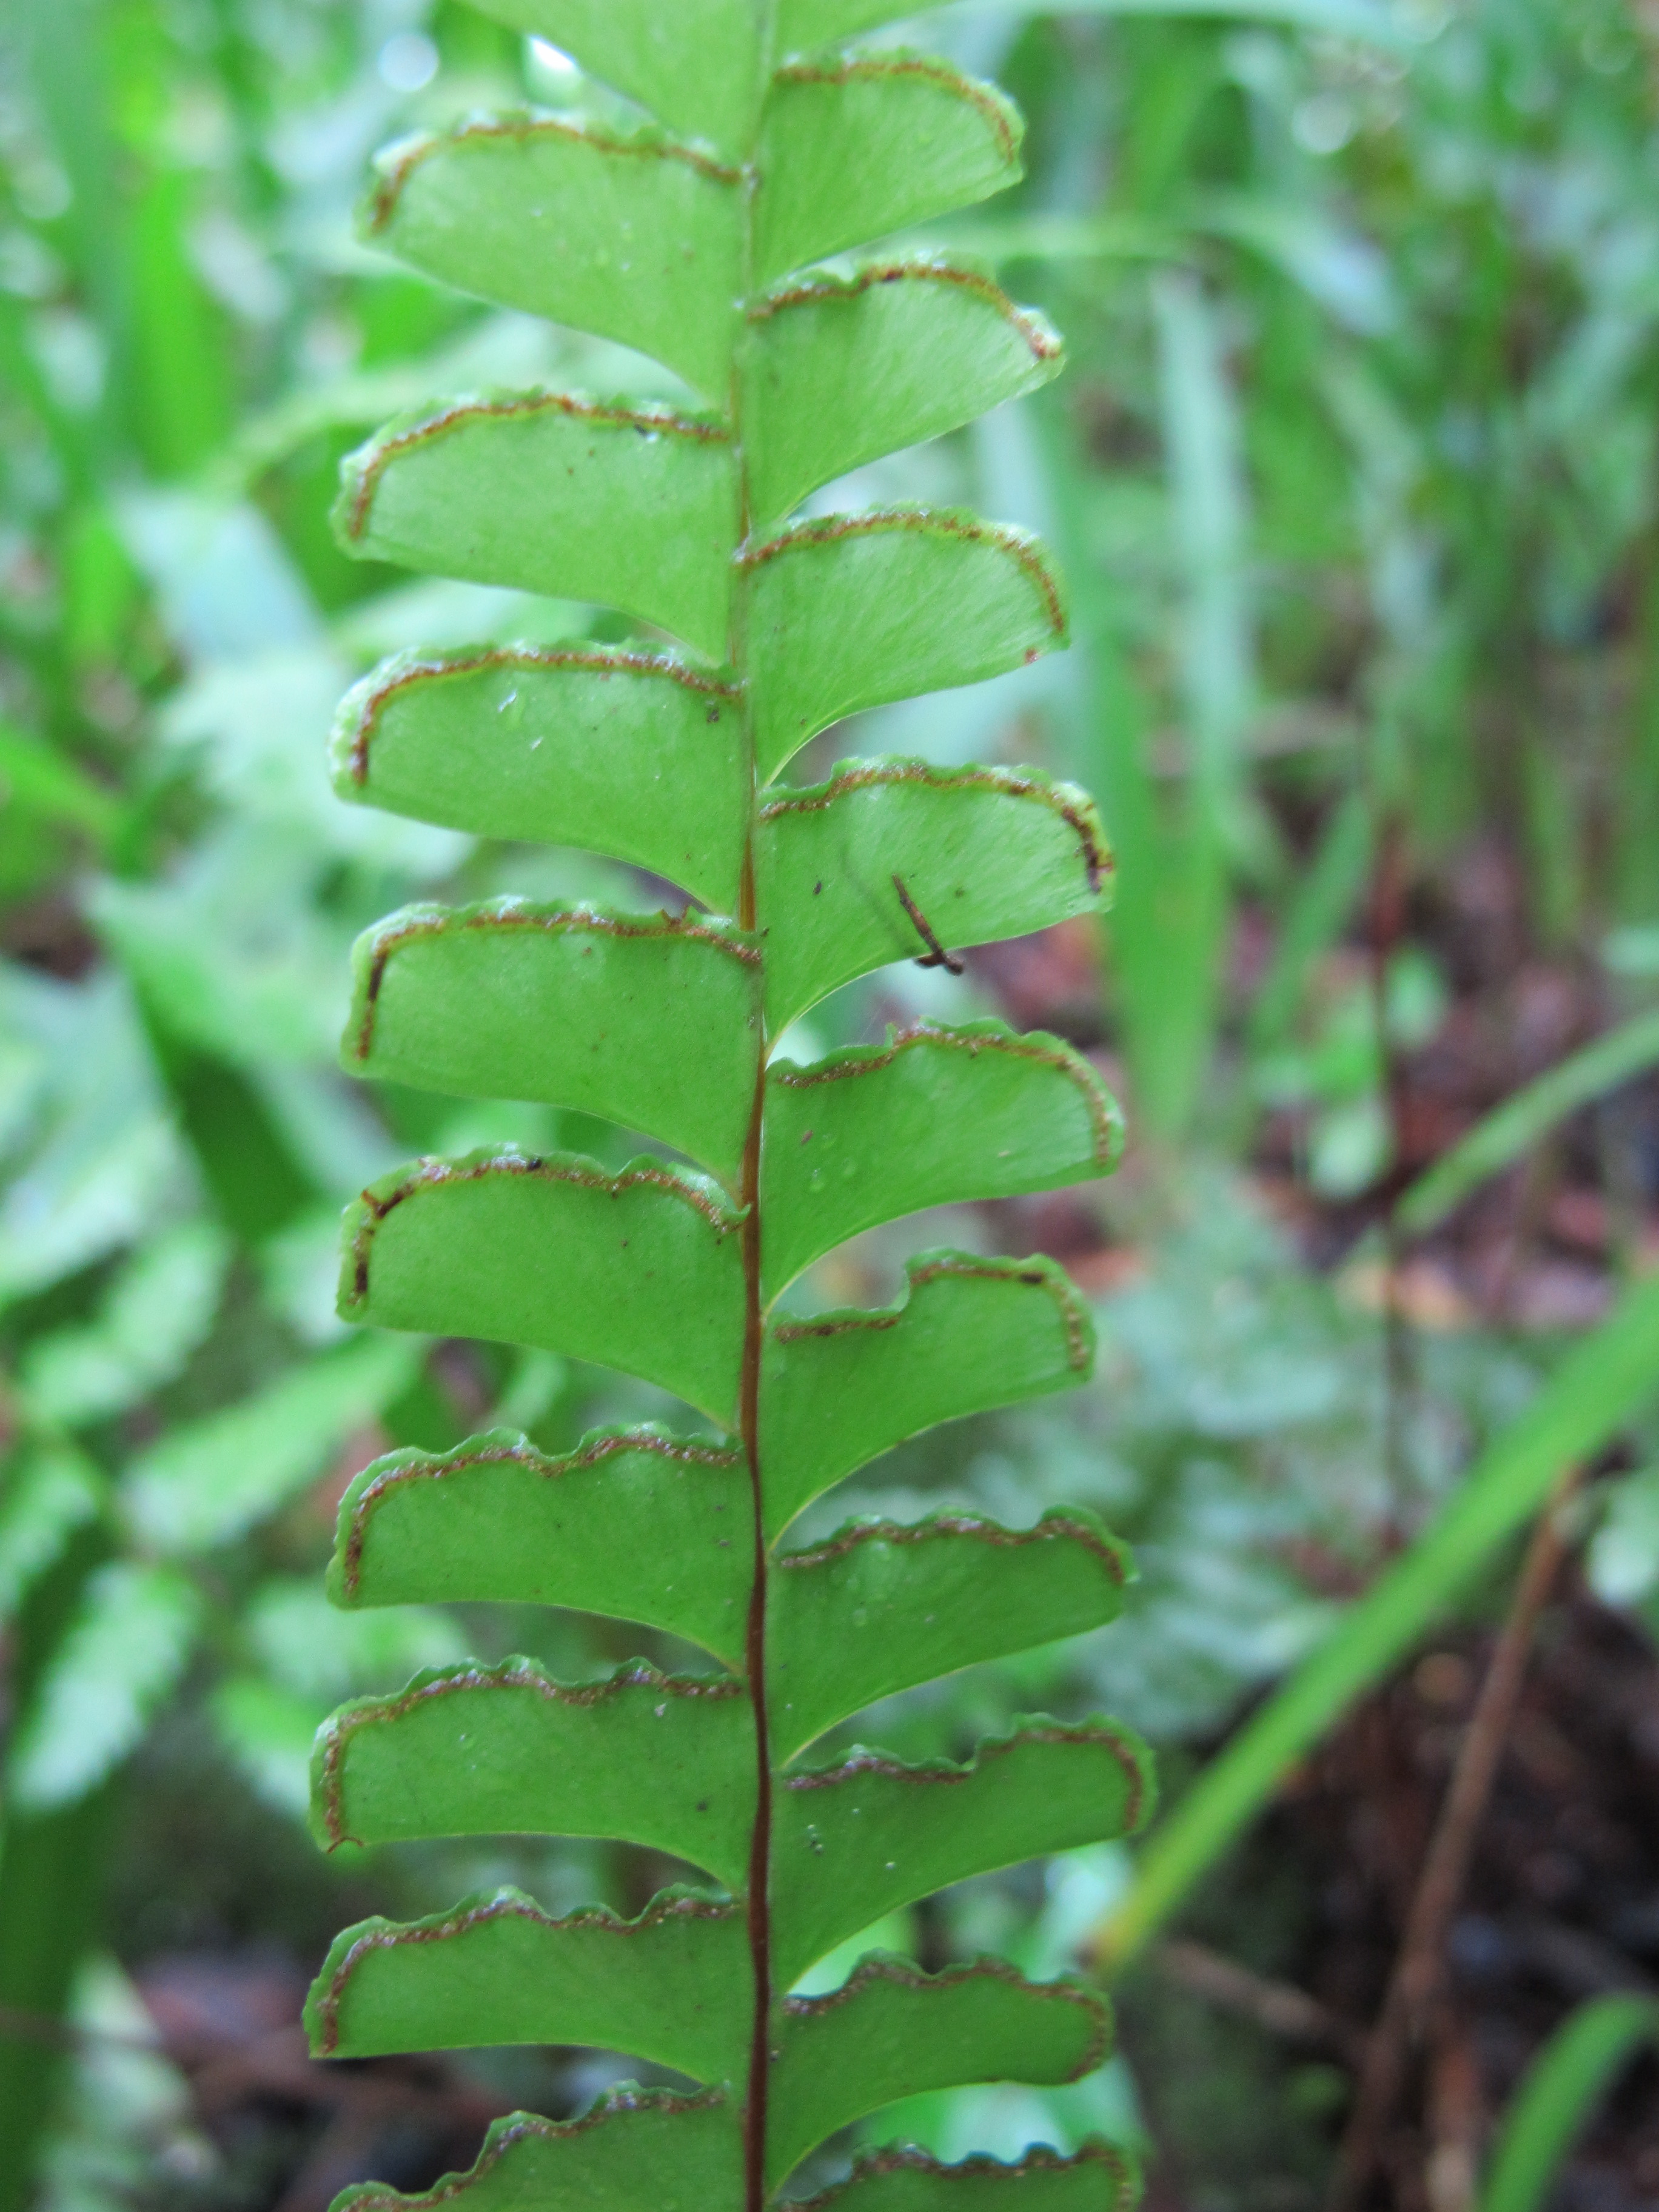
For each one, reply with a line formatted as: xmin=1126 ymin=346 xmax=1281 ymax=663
xmin=744 ymin=522 xmax=1069 ymax=784
xmin=329 ymin=2093 xmax=743 ymax=2212
xmin=760 ymin=1253 xmax=1095 ymax=1536
xmin=754 ymin=59 xmax=1023 ymax=285
xmin=330 ymin=1428 xmax=750 ymax=1669
xmin=310 ymin=1658 xmax=755 ymax=1884
xmin=756 ymin=763 xmax=1105 ymax=1031
xmin=466 ymin=0 xmax=767 ymax=156
xmin=769 ymin=1956 xmax=1110 ymax=2186
xmin=334 ymin=394 xmax=739 ymax=660
xmin=760 ymin=1021 xmax=1122 ymax=1296
xmin=769 ymin=1510 xmax=1129 ymax=1760
xmin=338 ymin=1150 xmax=745 ymax=1423
xmin=745 ymin=260 xmax=1063 ymax=527
xmin=307 ymin=1885 xmax=746 ymax=2081
xmin=360 ymin=120 xmax=742 ymax=399
xmin=800 ymin=2145 xmax=1141 ymax=2212
xmin=771 ymin=1721 xmax=1155 ymax=1988
xmin=330 ymin=647 xmax=747 ymax=914
xmin=343 ymin=902 xmax=762 ymax=1186
xmin=777 ymin=0 xmax=911 ymax=42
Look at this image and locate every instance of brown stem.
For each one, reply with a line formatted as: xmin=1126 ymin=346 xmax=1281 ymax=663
xmin=728 ymin=126 xmax=773 ymax=2200
xmin=1327 ymin=1470 xmax=1581 ymax=2210
xmin=1481 ymin=1139 xmax=1557 ymax=1327
xmin=737 ymin=836 xmax=772 ymax=2212
xmin=1422 ymin=2016 xmax=1484 ymax=2212
xmin=1159 ymin=1940 xmax=1367 ymax=2067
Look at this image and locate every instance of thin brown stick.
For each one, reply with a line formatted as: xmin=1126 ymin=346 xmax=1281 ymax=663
xmin=1159 ymin=1939 xmax=1367 ymax=2066
xmin=730 ymin=202 xmax=773 ymax=2212
xmin=1327 ymin=1471 xmax=1582 ymax=2210
xmin=736 ymin=838 xmax=773 ymax=2212
xmin=1481 ymin=1139 xmax=1558 ymax=1329
xmin=1423 ymin=2016 xmax=1483 ymax=2212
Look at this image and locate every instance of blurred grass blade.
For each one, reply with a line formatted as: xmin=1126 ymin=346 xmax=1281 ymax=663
xmin=1481 ymin=1994 xmax=1659 ymax=2212
xmin=933 ymin=213 xmax=1185 ymax=265
xmin=1033 ymin=273 xmax=1253 ymax=1144
xmin=930 ymin=0 xmax=1407 ymax=47
xmin=1092 ymin=1269 xmax=1659 ymax=1973
xmin=1397 ymin=1008 xmax=1659 ymax=1238
xmin=1155 ymin=269 xmax=1255 ymax=843
xmin=1247 ymin=785 xmax=1372 ymax=1048
xmin=0 ymin=725 xmax=119 ymax=848
xmin=1089 ymin=269 xmax=1257 ymax=1137
xmin=0 ymin=1797 xmax=110 ymax=2212
xmin=1033 ymin=389 xmax=1223 ymax=1141
xmin=130 ymin=168 xmax=234 ymax=479
xmin=1195 ymin=193 xmax=1396 ymax=338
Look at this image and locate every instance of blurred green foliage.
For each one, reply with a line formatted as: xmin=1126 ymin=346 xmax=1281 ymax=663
xmin=3 ymin=0 xmax=1659 ymax=2204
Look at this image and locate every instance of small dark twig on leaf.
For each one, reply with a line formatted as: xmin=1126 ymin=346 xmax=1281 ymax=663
xmin=893 ymin=874 xmax=964 ymax=974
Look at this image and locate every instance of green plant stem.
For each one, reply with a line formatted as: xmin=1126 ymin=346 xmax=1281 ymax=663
xmin=1396 ymin=1007 xmax=1659 ymax=1241
xmin=1090 ymin=1267 xmax=1659 ymax=1977
xmin=0 ymin=1794 xmax=113 ymax=2212
xmin=1245 ymin=783 xmax=1372 ymax=1051
xmin=0 ymin=1528 xmax=114 ymax=2212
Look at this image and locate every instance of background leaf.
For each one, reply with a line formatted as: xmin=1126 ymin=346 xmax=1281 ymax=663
xmin=8 ymin=1562 xmax=203 ymax=1812
xmin=121 ymin=1334 xmax=420 ymax=1557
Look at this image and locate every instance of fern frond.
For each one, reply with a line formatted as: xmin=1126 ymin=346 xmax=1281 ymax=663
xmin=307 ymin=7 xmax=1153 ymax=2206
